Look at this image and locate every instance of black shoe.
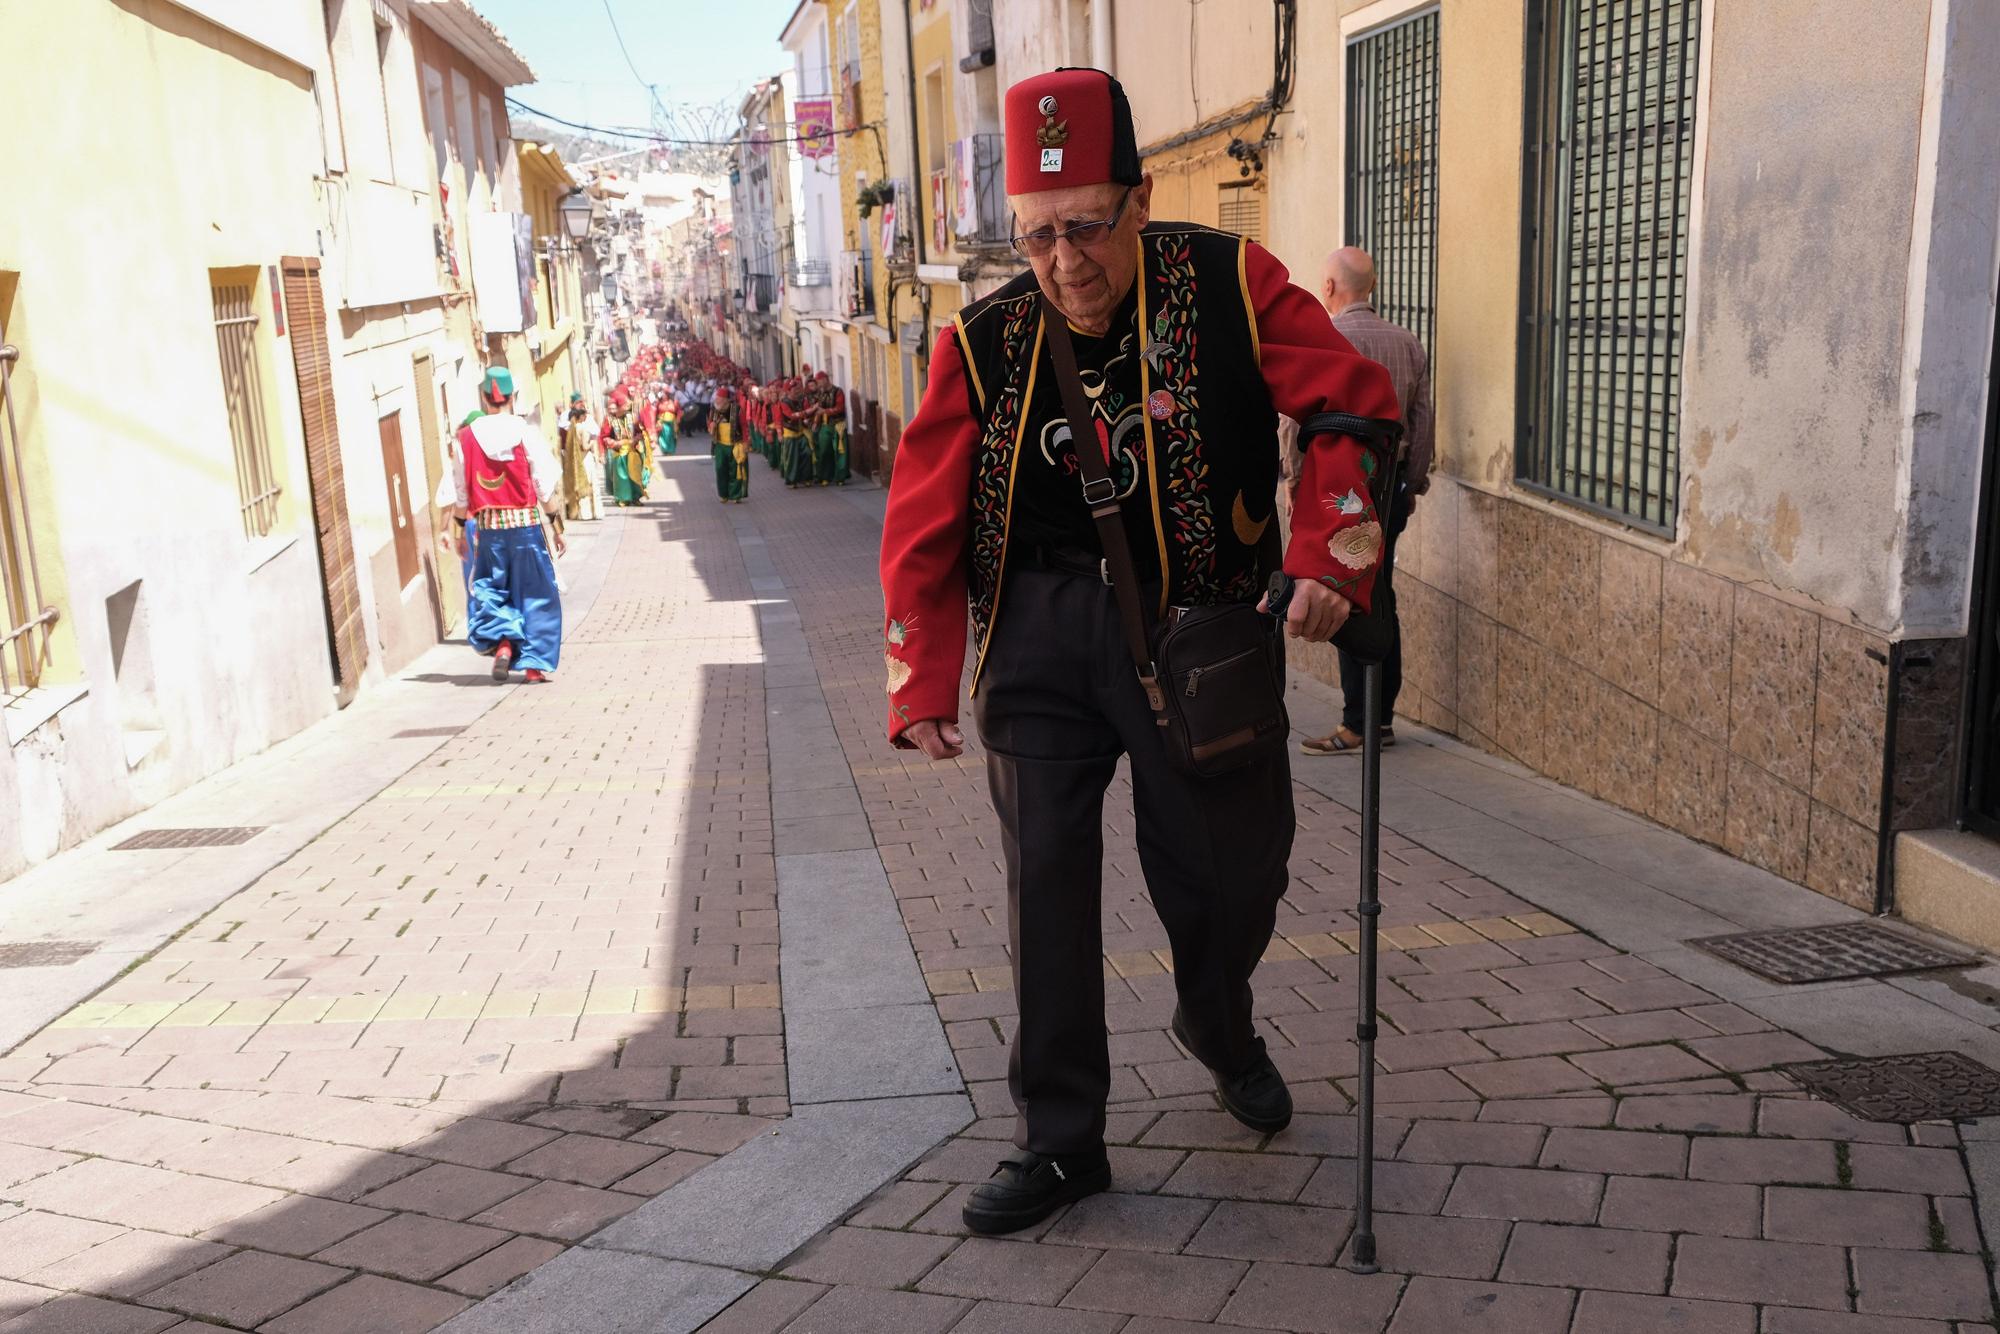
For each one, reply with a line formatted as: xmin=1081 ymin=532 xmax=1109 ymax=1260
xmin=1172 ymin=1008 xmax=1293 ymax=1133
xmin=961 ymin=1150 xmax=1110 ymax=1236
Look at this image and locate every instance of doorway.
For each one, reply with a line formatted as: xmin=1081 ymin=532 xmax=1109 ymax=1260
xmin=1959 ymin=280 xmax=2000 ymax=836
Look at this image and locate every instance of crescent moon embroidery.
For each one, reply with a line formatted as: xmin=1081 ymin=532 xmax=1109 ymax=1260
xmin=1232 ymin=492 xmax=1269 ymax=545
xmin=473 ymin=473 xmax=506 ymax=491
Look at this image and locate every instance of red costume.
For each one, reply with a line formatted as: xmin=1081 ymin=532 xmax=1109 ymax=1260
xmin=879 ymin=242 xmax=1394 ymax=744
xmin=874 ymin=68 xmax=1400 ymax=1213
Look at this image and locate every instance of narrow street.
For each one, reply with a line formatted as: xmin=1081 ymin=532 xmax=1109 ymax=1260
xmin=1 ymin=445 xmax=1998 ymax=1333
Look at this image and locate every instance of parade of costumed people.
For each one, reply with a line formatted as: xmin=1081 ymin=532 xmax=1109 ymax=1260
xmin=608 ymin=329 xmax=867 ymax=508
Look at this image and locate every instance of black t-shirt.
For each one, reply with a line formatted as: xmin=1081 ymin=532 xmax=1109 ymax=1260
xmin=1008 ymin=285 xmax=1163 ymax=584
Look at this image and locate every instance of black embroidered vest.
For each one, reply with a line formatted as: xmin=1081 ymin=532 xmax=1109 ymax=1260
xmin=951 ymin=223 xmax=1279 ymax=689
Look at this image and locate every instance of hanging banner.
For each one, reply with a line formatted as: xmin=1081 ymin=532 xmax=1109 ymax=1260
xmin=794 ymin=98 xmax=835 ymax=160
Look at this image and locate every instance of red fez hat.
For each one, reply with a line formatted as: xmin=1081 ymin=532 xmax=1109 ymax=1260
xmin=1004 ymin=68 xmax=1142 ymax=196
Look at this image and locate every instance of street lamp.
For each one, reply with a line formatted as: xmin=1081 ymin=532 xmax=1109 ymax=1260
xmin=559 ymin=189 xmax=594 ymax=243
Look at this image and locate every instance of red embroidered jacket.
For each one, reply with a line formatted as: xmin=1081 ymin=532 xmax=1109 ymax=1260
xmin=879 ymin=240 xmax=1398 ymax=746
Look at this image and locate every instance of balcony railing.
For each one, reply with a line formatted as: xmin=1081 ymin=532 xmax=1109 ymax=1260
xmin=950 ymin=133 xmax=1010 ymax=249
xmin=839 ymin=249 xmax=875 ymax=319
xmin=787 ymin=258 xmax=832 ymax=287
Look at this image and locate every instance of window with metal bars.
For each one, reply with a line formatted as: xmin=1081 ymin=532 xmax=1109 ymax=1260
xmin=1344 ymin=9 xmax=1439 ymax=358
xmin=1519 ymin=0 xmax=1701 ymax=533
xmin=209 ymin=275 xmax=284 ymax=538
xmin=1217 ymin=185 xmax=1264 ymax=244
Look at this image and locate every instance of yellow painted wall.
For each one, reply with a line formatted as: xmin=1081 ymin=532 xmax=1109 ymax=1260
xmin=0 ymin=0 xmax=340 ymax=872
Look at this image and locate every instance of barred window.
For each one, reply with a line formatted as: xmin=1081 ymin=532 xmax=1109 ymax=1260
xmin=1218 ymin=184 xmax=1264 ymax=244
xmin=210 ymin=275 xmax=284 ymax=538
xmin=1344 ymin=8 xmax=1439 ymax=356
xmin=1519 ymin=0 xmax=1702 ymax=533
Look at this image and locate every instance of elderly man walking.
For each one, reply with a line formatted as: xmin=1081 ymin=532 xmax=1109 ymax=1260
xmin=879 ymin=68 xmax=1398 ymax=1235
xmin=1300 ymin=247 xmax=1434 ymax=756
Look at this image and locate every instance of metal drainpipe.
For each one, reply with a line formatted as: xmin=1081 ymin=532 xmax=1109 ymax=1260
xmin=1091 ymin=0 xmax=1115 ymax=76
xmin=902 ymin=0 xmax=933 ymax=352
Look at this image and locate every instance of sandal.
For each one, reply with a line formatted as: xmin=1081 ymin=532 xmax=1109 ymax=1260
xmin=1300 ymin=725 xmax=1396 ymax=756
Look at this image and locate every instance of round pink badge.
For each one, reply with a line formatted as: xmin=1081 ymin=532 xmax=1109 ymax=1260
xmin=1147 ymin=389 xmax=1174 ymax=420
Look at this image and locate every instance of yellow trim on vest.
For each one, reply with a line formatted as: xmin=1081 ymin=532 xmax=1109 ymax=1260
xmin=1134 ymin=232 xmax=1171 ymax=618
xmin=1239 ymin=237 xmax=1261 ymax=367
xmin=954 ymin=316 xmax=985 ymax=414
xmin=969 ymin=313 xmax=1045 ymax=696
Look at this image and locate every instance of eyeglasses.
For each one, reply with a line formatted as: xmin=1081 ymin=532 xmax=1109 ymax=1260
xmin=1009 ymin=189 xmax=1133 ymax=259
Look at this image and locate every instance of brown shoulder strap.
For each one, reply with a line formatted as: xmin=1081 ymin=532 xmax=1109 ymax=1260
xmin=1040 ymin=297 xmax=1165 ymax=713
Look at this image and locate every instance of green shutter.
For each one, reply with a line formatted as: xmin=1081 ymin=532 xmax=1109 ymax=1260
xmin=1345 ymin=10 xmax=1440 ymax=358
xmin=1523 ymin=0 xmax=1699 ymax=532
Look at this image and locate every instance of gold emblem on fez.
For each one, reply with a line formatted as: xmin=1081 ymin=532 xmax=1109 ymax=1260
xmin=1330 ymin=520 xmax=1385 ymax=571
xmin=1037 ymin=115 xmax=1070 ymax=148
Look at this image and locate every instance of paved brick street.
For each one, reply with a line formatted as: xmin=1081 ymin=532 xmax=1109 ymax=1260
xmin=1 ymin=447 xmax=1998 ymax=1332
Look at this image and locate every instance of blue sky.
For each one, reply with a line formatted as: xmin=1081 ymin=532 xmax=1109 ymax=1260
xmin=474 ymin=0 xmax=802 ymax=137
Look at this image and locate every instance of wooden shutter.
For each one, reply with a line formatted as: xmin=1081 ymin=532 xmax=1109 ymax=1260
xmin=280 ymin=257 xmax=369 ymax=701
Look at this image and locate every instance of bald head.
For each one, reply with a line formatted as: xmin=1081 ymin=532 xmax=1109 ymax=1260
xmin=1321 ymin=246 xmax=1377 ymax=316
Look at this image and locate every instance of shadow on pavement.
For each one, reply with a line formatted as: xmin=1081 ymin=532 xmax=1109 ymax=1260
xmin=0 ymin=455 xmax=790 ymax=1332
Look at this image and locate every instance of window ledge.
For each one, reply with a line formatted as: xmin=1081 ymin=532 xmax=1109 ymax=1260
xmin=245 ymin=533 xmax=301 ymax=575
xmin=4 ymin=683 xmax=89 ymax=747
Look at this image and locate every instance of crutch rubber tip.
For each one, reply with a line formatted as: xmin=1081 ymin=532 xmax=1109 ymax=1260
xmin=1350 ymin=1234 xmax=1378 ymax=1274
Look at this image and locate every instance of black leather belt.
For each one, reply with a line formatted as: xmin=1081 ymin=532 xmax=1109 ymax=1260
xmin=1018 ymin=544 xmax=1111 ymax=583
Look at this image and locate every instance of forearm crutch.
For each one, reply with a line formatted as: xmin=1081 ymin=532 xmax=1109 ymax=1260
xmin=1350 ymin=656 xmax=1383 ymax=1273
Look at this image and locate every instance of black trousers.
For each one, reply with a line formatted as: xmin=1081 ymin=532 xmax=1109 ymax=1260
xmin=1338 ymin=488 xmax=1410 ymax=732
xmin=974 ymin=567 xmax=1296 ymax=1156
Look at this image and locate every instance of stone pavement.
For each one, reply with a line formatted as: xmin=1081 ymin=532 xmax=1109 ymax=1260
xmin=1 ymin=445 xmax=1998 ymax=1332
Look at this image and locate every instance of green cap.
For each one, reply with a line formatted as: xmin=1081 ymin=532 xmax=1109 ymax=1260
xmin=481 ymin=366 xmax=514 ymax=401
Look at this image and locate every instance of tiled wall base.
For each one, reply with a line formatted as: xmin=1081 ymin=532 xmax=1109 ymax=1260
xmin=1288 ymin=478 xmax=1908 ymax=908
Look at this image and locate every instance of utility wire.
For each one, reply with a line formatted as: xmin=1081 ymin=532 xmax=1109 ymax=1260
xmin=508 ymin=96 xmax=875 ymax=151
xmin=601 ymin=0 xmax=656 ymax=99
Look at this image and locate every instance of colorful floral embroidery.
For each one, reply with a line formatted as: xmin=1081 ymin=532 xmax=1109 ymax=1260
xmin=1143 ymin=233 xmax=1218 ymax=595
xmin=967 ymin=293 xmax=1040 ymax=662
xmin=886 ymin=615 xmax=917 ymax=647
xmin=885 ymin=653 xmax=914 ymax=694
xmin=1330 ymin=520 xmax=1384 ymax=570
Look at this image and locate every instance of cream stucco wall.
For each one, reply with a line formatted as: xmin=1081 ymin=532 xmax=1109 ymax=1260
xmin=1114 ymin=0 xmax=1273 ymax=150
xmin=1678 ymin=0 xmax=1934 ymax=634
xmin=0 ymin=0 xmax=340 ymax=874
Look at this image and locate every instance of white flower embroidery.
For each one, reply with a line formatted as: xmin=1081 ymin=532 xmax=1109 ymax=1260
xmin=885 ymin=653 xmax=913 ymax=694
xmin=1324 ymin=488 xmax=1366 ymax=517
xmin=1330 ymin=521 xmax=1384 ymax=571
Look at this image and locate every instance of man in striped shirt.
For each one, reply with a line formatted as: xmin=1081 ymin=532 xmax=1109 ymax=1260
xmin=1300 ymin=247 xmax=1434 ymax=755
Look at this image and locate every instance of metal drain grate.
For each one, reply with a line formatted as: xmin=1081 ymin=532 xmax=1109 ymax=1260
xmin=112 ymin=826 xmax=265 ymax=851
xmin=393 ymin=726 xmax=466 ymax=738
xmin=1788 ymin=1051 xmax=2000 ymax=1123
xmin=1690 ymin=921 xmax=1974 ymax=984
xmin=0 ymin=941 xmax=99 ymax=969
